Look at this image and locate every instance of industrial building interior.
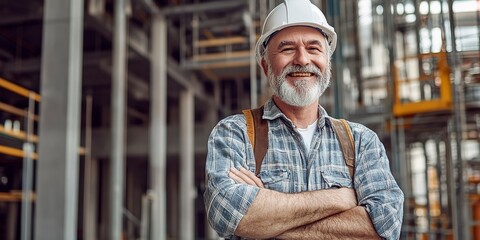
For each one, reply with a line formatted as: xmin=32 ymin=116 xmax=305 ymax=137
xmin=0 ymin=0 xmax=479 ymax=239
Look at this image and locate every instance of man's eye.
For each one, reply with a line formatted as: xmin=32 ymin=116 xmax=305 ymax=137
xmin=280 ymin=48 xmax=294 ymax=52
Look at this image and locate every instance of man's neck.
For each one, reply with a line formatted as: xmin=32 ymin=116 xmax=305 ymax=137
xmin=272 ymin=96 xmax=319 ymax=129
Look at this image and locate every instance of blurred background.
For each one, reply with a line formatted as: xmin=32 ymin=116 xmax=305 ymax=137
xmin=0 ymin=0 xmax=479 ymax=239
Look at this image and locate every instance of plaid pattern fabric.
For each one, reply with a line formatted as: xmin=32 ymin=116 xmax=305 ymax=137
xmin=204 ymin=98 xmax=404 ymax=239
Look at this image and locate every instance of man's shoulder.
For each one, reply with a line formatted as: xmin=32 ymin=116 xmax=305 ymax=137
xmin=332 ymin=118 xmax=379 ymax=140
xmin=217 ymin=113 xmax=247 ymax=126
xmin=210 ymin=113 xmax=247 ymax=135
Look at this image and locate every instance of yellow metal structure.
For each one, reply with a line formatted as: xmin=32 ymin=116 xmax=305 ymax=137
xmin=0 ymin=78 xmax=41 ymax=102
xmin=393 ymin=52 xmax=452 ymax=117
xmin=0 ymin=145 xmax=37 ymax=160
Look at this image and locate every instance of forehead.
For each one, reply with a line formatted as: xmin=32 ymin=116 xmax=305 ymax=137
xmin=268 ymin=26 xmax=326 ymax=46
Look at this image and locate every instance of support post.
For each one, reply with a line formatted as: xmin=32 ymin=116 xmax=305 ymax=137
xmin=249 ymin=0 xmax=258 ymax=107
xmin=446 ymin=0 xmax=469 ymax=238
xmin=84 ymin=94 xmax=98 ymax=240
xmin=179 ymin=89 xmax=195 ymax=239
xmin=35 ymin=0 xmax=84 ymax=239
xmin=150 ymin=13 xmax=168 ymax=240
xmin=109 ymin=0 xmax=128 ymax=239
xmin=327 ymin=0 xmax=344 ymax=118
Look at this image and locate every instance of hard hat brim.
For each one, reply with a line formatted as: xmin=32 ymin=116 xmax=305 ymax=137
xmin=255 ymin=23 xmax=337 ymax=66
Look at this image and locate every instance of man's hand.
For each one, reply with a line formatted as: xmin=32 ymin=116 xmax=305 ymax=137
xmin=229 ymin=167 xmax=264 ymax=188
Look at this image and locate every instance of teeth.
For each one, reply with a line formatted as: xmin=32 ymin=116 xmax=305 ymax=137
xmin=289 ymin=72 xmax=313 ymax=77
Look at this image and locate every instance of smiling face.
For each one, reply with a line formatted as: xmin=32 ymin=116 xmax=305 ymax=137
xmin=261 ymin=26 xmax=331 ymax=107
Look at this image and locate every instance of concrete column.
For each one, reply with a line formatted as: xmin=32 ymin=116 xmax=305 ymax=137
xmin=35 ymin=0 xmax=84 ymax=239
xmin=109 ymin=0 xmax=128 ymax=239
xmin=150 ymin=13 xmax=168 ymax=240
xmin=179 ymin=89 xmax=195 ymax=239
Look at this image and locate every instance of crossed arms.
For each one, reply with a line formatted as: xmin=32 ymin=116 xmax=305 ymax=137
xmin=229 ymin=167 xmax=381 ymax=239
xmin=204 ymin=117 xmax=404 ymax=239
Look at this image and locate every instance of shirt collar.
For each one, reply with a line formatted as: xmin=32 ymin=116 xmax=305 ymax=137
xmin=262 ymin=97 xmax=330 ymax=129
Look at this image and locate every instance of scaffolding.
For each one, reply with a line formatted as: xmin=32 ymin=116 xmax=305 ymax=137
xmin=333 ymin=0 xmax=480 ymax=239
xmin=0 ymin=0 xmax=479 ymax=239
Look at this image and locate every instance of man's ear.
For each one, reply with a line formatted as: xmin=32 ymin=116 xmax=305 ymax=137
xmin=261 ymin=58 xmax=268 ymax=76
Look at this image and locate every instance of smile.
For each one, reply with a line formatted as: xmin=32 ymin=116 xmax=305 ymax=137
xmin=288 ymin=72 xmax=314 ymax=77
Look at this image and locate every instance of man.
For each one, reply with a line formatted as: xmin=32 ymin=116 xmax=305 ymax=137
xmin=204 ymin=0 xmax=404 ymax=239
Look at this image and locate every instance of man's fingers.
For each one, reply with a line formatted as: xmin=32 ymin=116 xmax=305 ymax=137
xmin=228 ymin=170 xmax=247 ymax=184
xmin=229 ymin=167 xmax=264 ymax=188
xmin=239 ymin=167 xmax=264 ymax=188
xmin=230 ymin=168 xmax=258 ymax=186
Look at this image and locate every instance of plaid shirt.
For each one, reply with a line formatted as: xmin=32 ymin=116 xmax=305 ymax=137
xmin=204 ymin=99 xmax=404 ymax=239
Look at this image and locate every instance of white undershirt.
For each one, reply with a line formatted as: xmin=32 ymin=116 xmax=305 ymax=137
xmin=296 ymin=119 xmax=318 ymax=152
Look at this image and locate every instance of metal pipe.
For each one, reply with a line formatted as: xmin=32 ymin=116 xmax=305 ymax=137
xmin=149 ymin=13 xmax=168 ymax=240
xmin=21 ymin=94 xmax=35 ymax=240
xmin=446 ymin=0 xmax=469 ymax=238
xmin=422 ymin=141 xmax=432 ymax=239
xmin=327 ymin=0 xmax=344 ymax=118
xmin=179 ymin=89 xmax=195 ymax=239
xmin=249 ymin=0 xmax=257 ymax=107
xmin=445 ymin=123 xmax=459 ymax=240
xmin=434 ymin=137 xmax=445 ymax=240
xmin=397 ymin=118 xmax=411 ymax=239
xmin=84 ymin=94 xmax=98 ymax=240
xmin=192 ymin=12 xmax=199 ymax=58
xmin=110 ymin=0 xmax=127 ymax=239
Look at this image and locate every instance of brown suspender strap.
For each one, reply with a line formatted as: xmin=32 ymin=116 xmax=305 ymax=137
xmin=243 ymin=109 xmax=255 ymax=146
xmin=242 ymin=106 xmax=268 ymax=175
xmin=329 ymin=118 xmax=356 ymax=178
xmin=243 ymin=107 xmax=355 ymax=178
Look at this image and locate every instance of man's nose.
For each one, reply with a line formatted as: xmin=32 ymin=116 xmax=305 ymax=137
xmin=292 ymin=48 xmax=310 ymax=66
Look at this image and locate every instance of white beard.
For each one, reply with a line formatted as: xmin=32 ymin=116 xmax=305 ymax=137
xmin=268 ymin=63 xmax=331 ymax=107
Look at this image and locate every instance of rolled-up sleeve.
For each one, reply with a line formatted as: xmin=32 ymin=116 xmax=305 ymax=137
xmin=355 ymin=127 xmax=404 ymax=240
xmin=204 ymin=116 xmax=259 ymax=237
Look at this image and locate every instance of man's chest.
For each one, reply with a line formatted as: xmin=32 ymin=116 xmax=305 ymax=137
xmin=249 ymin=137 xmax=353 ymax=193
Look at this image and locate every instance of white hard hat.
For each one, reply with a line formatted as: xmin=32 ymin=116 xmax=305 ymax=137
xmin=255 ymin=0 xmax=337 ymax=65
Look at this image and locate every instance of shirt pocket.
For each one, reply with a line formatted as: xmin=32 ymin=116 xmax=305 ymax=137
xmin=320 ymin=169 xmax=352 ymax=188
xmin=258 ymin=169 xmax=291 ymax=192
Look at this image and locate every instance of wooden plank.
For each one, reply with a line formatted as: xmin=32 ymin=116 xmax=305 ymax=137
xmin=191 ymin=50 xmax=251 ymax=61
xmin=0 ymin=78 xmax=41 ymax=102
xmin=200 ymin=60 xmax=251 ymax=69
xmin=195 ymin=36 xmax=247 ymax=48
